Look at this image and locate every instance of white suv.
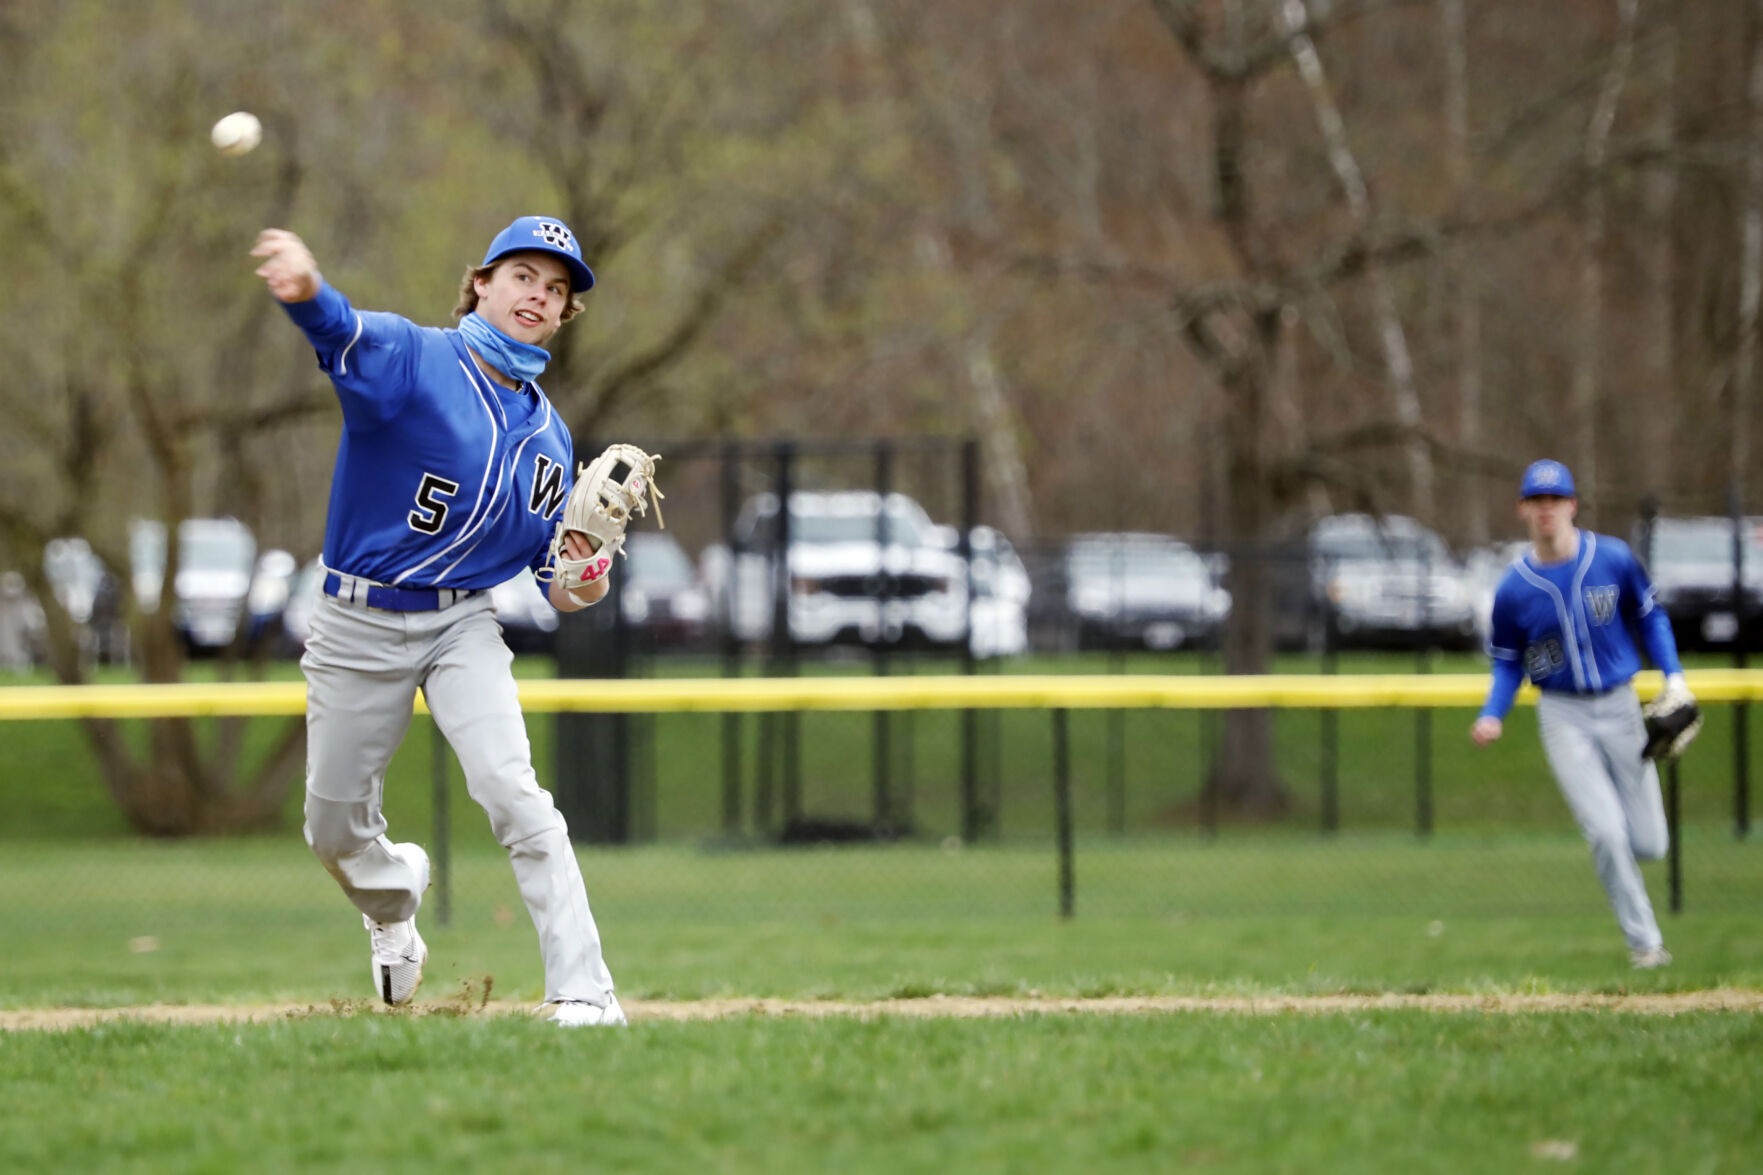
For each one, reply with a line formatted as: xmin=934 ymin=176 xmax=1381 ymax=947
xmin=703 ymin=491 xmax=969 ymax=648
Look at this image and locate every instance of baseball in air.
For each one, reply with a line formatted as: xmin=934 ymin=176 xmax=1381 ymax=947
xmin=211 ymin=111 xmax=262 ymax=157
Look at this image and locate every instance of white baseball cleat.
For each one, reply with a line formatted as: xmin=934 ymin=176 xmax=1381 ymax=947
xmin=365 ymin=843 xmax=430 ymax=1006
xmin=1629 ymin=946 xmax=1672 ymax=970
xmin=538 ymin=995 xmax=627 ymax=1027
xmin=365 ymin=913 xmax=428 ymax=1005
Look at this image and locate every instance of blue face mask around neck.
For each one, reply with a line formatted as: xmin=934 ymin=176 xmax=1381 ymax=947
xmin=458 ymin=312 xmax=550 ymax=385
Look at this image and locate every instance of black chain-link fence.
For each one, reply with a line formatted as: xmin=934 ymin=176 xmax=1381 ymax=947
xmin=5 ymin=442 xmax=1763 ymax=1001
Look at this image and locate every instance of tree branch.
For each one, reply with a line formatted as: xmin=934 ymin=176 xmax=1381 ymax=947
xmin=574 ymin=217 xmax=785 ymax=433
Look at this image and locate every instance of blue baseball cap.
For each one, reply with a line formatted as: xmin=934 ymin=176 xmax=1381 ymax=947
xmin=481 ymin=216 xmax=595 ymax=293
xmin=1519 ymin=459 xmax=1576 ymax=499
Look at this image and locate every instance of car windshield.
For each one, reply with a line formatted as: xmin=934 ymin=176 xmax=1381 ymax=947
xmin=1315 ymin=529 xmax=1449 ymax=564
xmin=44 ymin=541 xmax=101 ymax=589
xmin=182 ymin=530 xmax=254 ymax=572
xmin=130 ymin=523 xmax=254 ymax=575
xmin=1068 ymin=543 xmax=1208 ymax=580
xmin=627 ymin=538 xmax=695 ymax=584
xmin=1649 ymin=523 xmax=1763 ymax=564
xmin=792 ymin=512 xmax=928 ymax=546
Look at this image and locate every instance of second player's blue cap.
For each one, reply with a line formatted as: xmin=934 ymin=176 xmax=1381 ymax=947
xmin=1519 ymin=459 xmax=1576 ymax=499
xmin=481 ymin=216 xmax=595 ymax=293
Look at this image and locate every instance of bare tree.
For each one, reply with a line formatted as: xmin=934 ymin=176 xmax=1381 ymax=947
xmin=1570 ymin=0 xmax=1641 ymax=515
xmin=478 ymin=0 xmax=789 ymax=440
xmin=1441 ymin=0 xmax=1487 ymax=542
xmin=1281 ymin=0 xmax=1432 ymax=521
xmin=1139 ymin=0 xmax=1471 ymax=814
xmin=1632 ymin=3 xmax=1679 ymax=500
xmin=1734 ymin=0 xmax=1763 ymax=501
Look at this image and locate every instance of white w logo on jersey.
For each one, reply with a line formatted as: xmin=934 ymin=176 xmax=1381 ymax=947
xmin=1585 ymin=584 xmax=1619 ymax=626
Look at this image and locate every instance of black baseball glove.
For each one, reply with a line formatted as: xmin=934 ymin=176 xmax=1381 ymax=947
xmin=1642 ymin=682 xmax=1702 ymax=762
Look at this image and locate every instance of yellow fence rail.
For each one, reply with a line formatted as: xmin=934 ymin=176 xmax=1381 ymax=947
xmin=4 ymin=669 xmax=1761 ymax=719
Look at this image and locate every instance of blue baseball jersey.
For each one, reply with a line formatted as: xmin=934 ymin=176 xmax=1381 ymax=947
xmin=282 ymin=283 xmax=574 ymax=591
xmin=1479 ymin=531 xmax=1683 ymax=719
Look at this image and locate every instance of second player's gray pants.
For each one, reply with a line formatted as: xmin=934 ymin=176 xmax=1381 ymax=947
xmin=1535 ymin=686 xmax=1669 ymax=952
xmin=301 ymin=591 xmax=615 ymax=1005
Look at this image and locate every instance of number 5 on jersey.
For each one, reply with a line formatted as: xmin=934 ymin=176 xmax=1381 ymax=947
xmin=408 ymin=473 xmax=460 ymax=535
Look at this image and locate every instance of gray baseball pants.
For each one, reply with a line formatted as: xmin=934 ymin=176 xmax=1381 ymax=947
xmin=300 ymin=591 xmax=615 ymax=1005
xmin=1535 ymin=686 xmax=1668 ymax=952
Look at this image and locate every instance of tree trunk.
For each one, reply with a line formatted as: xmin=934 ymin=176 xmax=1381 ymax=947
xmin=1734 ymin=0 xmax=1763 ymax=502
xmin=1636 ymin=11 xmax=1678 ymax=501
xmin=1442 ymin=0 xmax=1487 ymax=542
xmin=1638 ymin=7 xmax=1677 ymax=501
xmin=962 ymin=329 xmax=1037 ymax=540
xmin=1572 ymin=0 xmax=1640 ymax=516
xmin=1284 ymin=0 xmax=1432 ymax=521
xmin=1205 ymin=311 xmax=1291 ymax=817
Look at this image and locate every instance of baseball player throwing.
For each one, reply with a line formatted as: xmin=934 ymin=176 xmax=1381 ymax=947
xmin=1471 ymin=459 xmax=1692 ymax=969
xmin=253 ymin=216 xmax=628 ymax=1026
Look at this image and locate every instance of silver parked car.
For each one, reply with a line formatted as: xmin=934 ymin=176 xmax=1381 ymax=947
xmin=131 ymin=518 xmax=294 ymax=654
xmin=1638 ymin=515 xmax=1763 ymax=650
xmin=1061 ymin=532 xmax=1230 ymax=651
xmin=1305 ymin=514 xmax=1477 ymax=651
xmin=701 ymin=491 xmax=969 ymax=650
xmin=132 ymin=518 xmax=255 ymax=652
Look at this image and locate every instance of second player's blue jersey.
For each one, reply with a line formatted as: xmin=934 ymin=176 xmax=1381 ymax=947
xmin=1481 ymin=531 xmax=1682 ymax=718
xmin=282 ymin=284 xmax=574 ymax=591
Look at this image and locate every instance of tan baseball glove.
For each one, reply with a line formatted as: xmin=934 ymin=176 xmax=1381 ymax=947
xmin=546 ymin=444 xmax=664 ymax=596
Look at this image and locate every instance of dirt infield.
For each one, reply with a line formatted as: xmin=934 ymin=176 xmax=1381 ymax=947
xmin=5 ymin=989 xmax=1760 ymax=1031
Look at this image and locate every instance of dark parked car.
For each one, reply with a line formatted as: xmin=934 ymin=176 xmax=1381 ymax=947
xmin=1638 ymin=516 xmax=1763 ymax=651
xmin=43 ymin=537 xmax=130 ymax=665
xmin=620 ymin=531 xmax=710 ymax=650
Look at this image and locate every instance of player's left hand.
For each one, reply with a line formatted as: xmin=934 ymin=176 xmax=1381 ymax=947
xmin=546 ymin=530 xmax=609 ymax=611
xmin=1642 ymin=676 xmax=1702 ymax=761
xmin=560 ymin=531 xmax=594 ymax=563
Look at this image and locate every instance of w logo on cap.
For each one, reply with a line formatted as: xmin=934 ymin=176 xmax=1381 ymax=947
xmin=534 ymin=220 xmax=577 ymax=254
xmin=1520 ymin=458 xmax=1576 ymax=499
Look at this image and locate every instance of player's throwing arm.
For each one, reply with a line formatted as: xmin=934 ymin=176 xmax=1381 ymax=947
xmin=251 ymin=230 xmax=322 ymax=304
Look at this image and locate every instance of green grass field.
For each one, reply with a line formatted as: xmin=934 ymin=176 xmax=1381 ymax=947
xmin=2 ymin=837 xmax=1761 ymax=1174
xmin=4 ymin=654 xmax=1761 ymax=1171
xmin=4 ymin=1011 xmax=1760 ymax=1174
xmin=5 ymin=835 xmax=1762 ymax=1010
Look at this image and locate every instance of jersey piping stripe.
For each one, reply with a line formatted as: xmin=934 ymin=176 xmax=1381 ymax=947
xmin=485 ymin=373 xmax=509 ymax=430
xmin=1513 ymin=558 xmax=1588 ymax=691
xmin=389 ymin=358 xmax=507 ymax=585
xmin=435 ymin=403 xmax=552 ymax=584
xmin=1487 ymin=553 xmax=1525 ymax=661
xmin=432 ymin=404 xmax=559 ymax=583
xmin=1569 ymin=533 xmax=1603 ymax=692
xmin=400 ymin=357 xmax=510 ymax=584
xmin=337 ymin=314 xmax=365 ymax=377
